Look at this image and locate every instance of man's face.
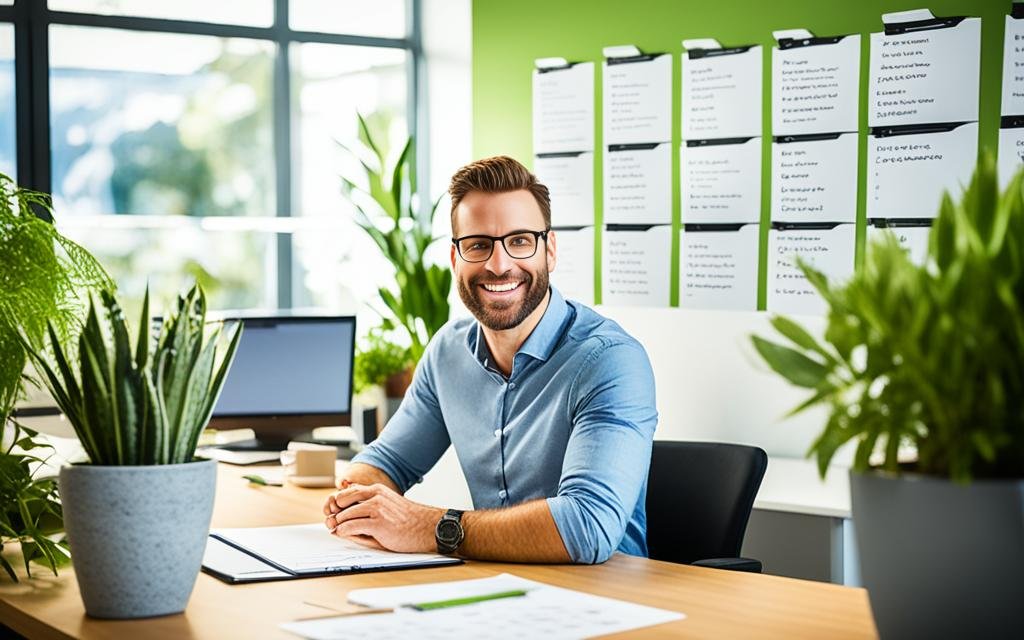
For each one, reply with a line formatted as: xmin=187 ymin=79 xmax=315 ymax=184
xmin=450 ymin=190 xmax=557 ymax=331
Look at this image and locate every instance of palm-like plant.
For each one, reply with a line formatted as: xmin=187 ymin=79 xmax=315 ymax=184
xmin=25 ymin=285 xmax=242 ymax=465
xmin=340 ymin=113 xmax=451 ymax=363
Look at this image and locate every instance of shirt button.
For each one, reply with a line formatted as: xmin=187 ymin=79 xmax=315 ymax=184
xmin=493 ymin=429 xmax=502 ymax=438
xmin=508 ymin=382 xmax=516 ymax=390
xmin=498 ymin=490 xmax=508 ymax=500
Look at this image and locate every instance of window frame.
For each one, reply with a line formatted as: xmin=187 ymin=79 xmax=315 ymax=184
xmin=0 ymin=0 xmax=424 ymax=308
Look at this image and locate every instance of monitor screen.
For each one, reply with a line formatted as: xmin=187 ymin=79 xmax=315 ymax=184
xmin=211 ymin=316 xmax=355 ymax=418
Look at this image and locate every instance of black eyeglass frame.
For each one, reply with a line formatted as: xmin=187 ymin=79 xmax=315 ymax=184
xmin=451 ymin=229 xmax=551 ymax=263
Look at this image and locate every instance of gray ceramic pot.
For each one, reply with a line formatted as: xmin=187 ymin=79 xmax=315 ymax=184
xmin=58 ymin=458 xmax=216 ymax=619
xmin=850 ymin=470 xmax=1024 ymax=639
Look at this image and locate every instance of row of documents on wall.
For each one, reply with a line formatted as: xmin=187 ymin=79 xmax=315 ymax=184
xmin=530 ymin=6 xmax=1016 ymax=314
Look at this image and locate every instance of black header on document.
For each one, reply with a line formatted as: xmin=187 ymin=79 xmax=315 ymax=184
xmin=778 ymin=35 xmax=847 ymax=50
xmin=536 ymin=151 xmax=588 ymax=159
xmin=868 ymin=218 xmax=933 ymax=228
xmin=1001 ymin=116 xmax=1024 ymax=130
xmin=773 ymin=132 xmax=844 ymax=144
xmin=772 ymin=221 xmax=844 ymax=231
xmin=536 ymin=62 xmax=579 ymax=74
xmin=606 ymin=224 xmax=661 ymax=232
xmin=608 ymin=143 xmax=661 ymax=152
xmin=606 ymin=53 xmax=664 ymax=65
xmin=685 ymin=137 xmax=756 ymax=148
xmin=551 ymin=225 xmax=591 ymax=232
xmin=684 ymin=223 xmax=752 ymax=233
xmin=686 ymin=45 xmax=753 ymax=60
xmin=1014 ymin=3 xmax=1024 ymax=20
xmin=870 ymin=122 xmax=970 ymax=138
xmin=883 ymin=15 xmax=966 ymax=36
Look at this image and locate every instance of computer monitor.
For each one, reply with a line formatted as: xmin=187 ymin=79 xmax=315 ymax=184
xmin=207 ymin=315 xmax=356 ymax=449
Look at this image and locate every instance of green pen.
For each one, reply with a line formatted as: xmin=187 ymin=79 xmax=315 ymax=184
xmin=406 ymin=589 xmax=529 ymax=611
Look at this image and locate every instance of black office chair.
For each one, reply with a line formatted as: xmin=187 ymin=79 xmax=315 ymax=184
xmin=646 ymin=440 xmax=768 ymax=573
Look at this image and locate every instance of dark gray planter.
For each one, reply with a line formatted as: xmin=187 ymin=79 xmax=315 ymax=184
xmin=58 ymin=459 xmax=216 ymax=619
xmin=850 ymin=470 xmax=1024 ymax=639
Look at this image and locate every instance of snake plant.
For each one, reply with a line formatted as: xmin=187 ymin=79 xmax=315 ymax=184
xmin=25 ymin=285 xmax=242 ymax=465
xmin=753 ymin=154 xmax=1024 ymax=483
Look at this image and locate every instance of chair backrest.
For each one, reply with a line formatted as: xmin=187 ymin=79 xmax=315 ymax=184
xmin=646 ymin=441 xmax=768 ymax=565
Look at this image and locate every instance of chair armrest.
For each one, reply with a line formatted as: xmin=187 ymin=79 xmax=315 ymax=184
xmin=691 ymin=557 xmax=763 ymax=573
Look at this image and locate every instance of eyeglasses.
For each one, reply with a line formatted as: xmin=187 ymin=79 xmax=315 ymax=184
xmin=452 ymin=229 xmax=550 ymax=263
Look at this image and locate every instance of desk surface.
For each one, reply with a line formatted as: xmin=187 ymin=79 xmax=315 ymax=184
xmin=0 ymin=463 xmax=876 ymax=639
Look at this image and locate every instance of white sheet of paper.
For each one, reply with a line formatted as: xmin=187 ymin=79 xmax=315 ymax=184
xmin=681 ymin=137 xmax=762 ymax=224
xmin=868 ymin=17 xmax=981 ymax=127
xmin=281 ymin=574 xmax=685 ymax=640
xmin=603 ymin=54 xmax=672 ymax=145
xmin=867 ymin=122 xmax=977 ymax=219
xmin=604 ymin=143 xmax=671 ymax=224
xmin=211 ymin=524 xmax=454 ymax=574
xmin=998 ymin=126 xmax=1024 ymax=189
xmin=771 ymin=133 xmax=858 ymax=223
xmin=868 ymin=223 xmax=931 ymax=265
xmin=1002 ymin=16 xmax=1024 ymax=116
xmin=768 ymin=223 xmax=856 ymax=315
xmin=772 ymin=35 xmax=860 ymax=135
xmin=551 ymin=226 xmax=595 ymax=304
xmin=679 ymin=224 xmax=759 ymax=311
xmin=601 ymin=225 xmax=671 ymax=307
xmin=535 ymin=152 xmax=594 ymax=227
xmin=682 ymin=46 xmax=763 ymax=140
xmin=202 ymin=536 xmax=290 ymax=580
xmin=533 ymin=62 xmax=594 ymax=154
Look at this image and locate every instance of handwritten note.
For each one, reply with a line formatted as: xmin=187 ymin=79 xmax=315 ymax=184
xmin=535 ymin=152 xmax=594 ymax=227
xmin=682 ymin=46 xmax=762 ymax=140
xmin=679 ymin=224 xmax=759 ymax=311
xmin=601 ymin=225 xmax=671 ymax=307
xmin=768 ymin=224 xmax=856 ymax=315
xmin=1002 ymin=16 xmax=1024 ymax=117
xmin=604 ymin=144 xmax=671 ymax=225
xmin=603 ymin=54 xmax=672 ymax=145
xmin=771 ymin=133 xmax=857 ymax=223
xmin=533 ymin=62 xmax=595 ymax=154
xmin=772 ymin=36 xmax=860 ymax=136
xmin=551 ymin=226 xmax=595 ymax=304
xmin=681 ymin=138 xmax=761 ymax=224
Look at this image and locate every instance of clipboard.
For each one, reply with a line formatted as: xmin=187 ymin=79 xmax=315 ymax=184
xmin=201 ymin=523 xmax=462 ymax=585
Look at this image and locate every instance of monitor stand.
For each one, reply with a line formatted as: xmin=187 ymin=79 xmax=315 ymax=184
xmin=216 ymin=435 xmax=359 ymax=460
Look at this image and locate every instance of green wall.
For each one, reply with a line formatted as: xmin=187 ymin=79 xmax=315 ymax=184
xmin=472 ymin=0 xmax=1010 ymax=307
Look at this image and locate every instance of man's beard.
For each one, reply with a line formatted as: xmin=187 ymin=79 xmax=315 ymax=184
xmin=457 ymin=263 xmax=550 ymax=331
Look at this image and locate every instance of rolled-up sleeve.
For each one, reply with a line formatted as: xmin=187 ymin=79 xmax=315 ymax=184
xmin=546 ymin=339 xmax=658 ymax=564
xmin=350 ymin=341 xmax=451 ymax=493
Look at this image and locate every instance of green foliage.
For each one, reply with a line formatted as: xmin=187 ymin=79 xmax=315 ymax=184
xmin=0 ymin=172 xmax=113 ymax=428
xmin=753 ymin=154 xmax=1024 ymax=483
xmin=340 ymin=113 xmax=452 ymax=363
xmin=0 ymin=422 xmax=70 ymax=582
xmin=353 ymin=328 xmax=413 ymax=394
xmin=24 ymin=285 xmax=243 ymax=465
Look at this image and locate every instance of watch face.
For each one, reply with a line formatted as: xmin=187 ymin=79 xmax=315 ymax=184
xmin=437 ymin=519 xmax=460 ymax=543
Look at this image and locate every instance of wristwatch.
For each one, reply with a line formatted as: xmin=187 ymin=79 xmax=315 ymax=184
xmin=435 ymin=508 xmax=465 ymax=555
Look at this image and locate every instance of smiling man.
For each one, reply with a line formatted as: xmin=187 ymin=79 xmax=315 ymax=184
xmin=323 ymin=155 xmax=657 ymax=564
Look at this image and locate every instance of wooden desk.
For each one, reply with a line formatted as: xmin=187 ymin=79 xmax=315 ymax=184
xmin=0 ymin=463 xmax=877 ymax=639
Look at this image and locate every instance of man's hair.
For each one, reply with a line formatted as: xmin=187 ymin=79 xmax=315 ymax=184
xmin=448 ymin=156 xmax=551 ymax=234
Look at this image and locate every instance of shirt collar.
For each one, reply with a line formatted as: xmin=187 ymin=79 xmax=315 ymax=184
xmin=465 ymin=286 xmax=572 ymax=368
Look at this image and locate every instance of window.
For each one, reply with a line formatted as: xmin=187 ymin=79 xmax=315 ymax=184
xmin=2 ymin=0 xmax=420 ymax=317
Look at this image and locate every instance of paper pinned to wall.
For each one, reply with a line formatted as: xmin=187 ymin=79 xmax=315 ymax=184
xmin=681 ymin=137 xmax=761 ymax=224
xmin=772 ymin=34 xmax=861 ymax=136
xmin=771 ymin=133 xmax=858 ymax=223
xmin=679 ymin=223 xmax=760 ymax=311
xmin=535 ymin=152 xmax=594 ymax=227
xmin=998 ymin=123 xmax=1024 ymax=189
xmin=601 ymin=225 xmax=672 ymax=307
xmin=867 ymin=122 xmax=977 ymax=219
xmin=767 ymin=223 xmax=856 ymax=316
xmin=603 ymin=143 xmax=671 ymax=225
xmin=682 ymin=45 xmax=763 ymax=140
xmin=1002 ymin=14 xmax=1024 ymax=117
xmin=868 ymin=13 xmax=981 ymax=127
xmin=533 ymin=62 xmax=594 ymax=154
xmin=603 ymin=53 xmax=672 ymax=145
xmin=551 ymin=226 xmax=595 ymax=305
xmin=867 ymin=221 xmax=932 ymax=265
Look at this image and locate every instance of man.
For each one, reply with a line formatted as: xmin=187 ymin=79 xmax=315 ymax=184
xmin=323 ymin=156 xmax=657 ymax=564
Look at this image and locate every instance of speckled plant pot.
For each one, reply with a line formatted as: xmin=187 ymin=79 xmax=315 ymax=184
xmin=58 ymin=459 xmax=216 ymax=619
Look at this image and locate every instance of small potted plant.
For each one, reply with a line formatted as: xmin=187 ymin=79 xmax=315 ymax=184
xmin=24 ymin=285 xmax=241 ymax=618
xmin=353 ymin=325 xmax=414 ymax=428
xmin=752 ymin=154 xmax=1023 ymax=639
xmin=0 ymin=172 xmax=112 ymax=582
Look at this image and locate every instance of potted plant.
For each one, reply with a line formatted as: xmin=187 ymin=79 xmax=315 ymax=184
xmin=752 ymin=154 xmax=1023 ymax=638
xmin=0 ymin=172 xmax=112 ymax=581
xmin=353 ymin=326 xmax=414 ymax=427
xmin=340 ymin=113 xmax=452 ymax=370
xmin=24 ymin=285 xmax=242 ymax=618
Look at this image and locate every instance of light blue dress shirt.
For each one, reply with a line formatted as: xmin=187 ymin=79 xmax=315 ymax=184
xmin=351 ymin=287 xmax=658 ymax=563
